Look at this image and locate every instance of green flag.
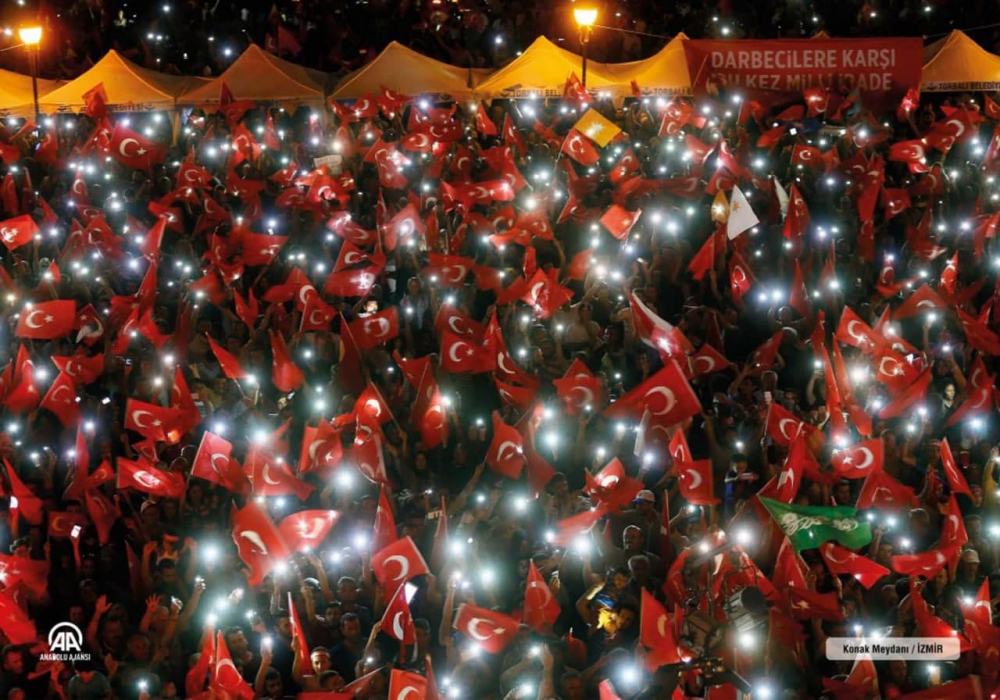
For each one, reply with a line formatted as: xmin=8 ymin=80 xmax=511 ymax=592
xmin=760 ymin=497 xmax=872 ymax=552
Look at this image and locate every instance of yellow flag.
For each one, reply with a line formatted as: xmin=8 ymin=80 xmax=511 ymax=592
xmin=711 ymin=190 xmax=729 ymax=223
xmin=573 ymin=108 xmax=622 ymax=148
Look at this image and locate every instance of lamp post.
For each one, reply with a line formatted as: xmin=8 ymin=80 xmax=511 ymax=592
xmin=18 ymin=26 xmax=42 ymax=124
xmin=573 ymin=7 xmax=598 ymax=88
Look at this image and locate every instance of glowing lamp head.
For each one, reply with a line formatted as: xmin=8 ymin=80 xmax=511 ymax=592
xmin=18 ymin=26 xmax=42 ymax=46
xmin=573 ymin=7 xmax=598 ymax=27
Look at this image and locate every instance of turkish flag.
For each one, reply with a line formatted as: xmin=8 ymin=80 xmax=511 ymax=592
xmin=560 ymin=128 xmax=601 ymax=166
xmin=551 ymin=505 xmax=609 ymax=548
xmin=878 ymin=366 xmax=932 ymax=419
xmin=278 ymin=510 xmax=339 ymax=553
xmin=372 ymin=485 xmax=398 ymax=555
xmin=300 ymin=295 xmax=338 ymax=333
xmin=48 ymin=512 xmax=88 ymax=539
xmin=39 ymin=371 xmax=79 ymax=426
xmin=639 ymin=589 xmax=688 ymax=664
xmin=434 ymin=304 xmax=483 ymax=341
xmin=351 ymin=433 xmax=388 ymax=485
xmin=872 ymin=347 xmax=920 ymax=392
xmin=820 ymin=543 xmax=889 ymax=589
xmin=523 ymin=560 xmax=560 ymax=632
xmin=835 ymin=307 xmax=879 ymax=352
xmin=375 ymin=149 xmax=409 ymax=190
xmin=677 ymin=459 xmax=718 ymax=505
xmin=109 ymin=123 xmax=166 ymax=171
xmin=246 ymin=448 xmax=314 ymax=500
xmin=603 ymin=359 xmax=702 ymax=427
xmin=298 ymin=423 xmax=344 ymax=476
xmin=765 ymin=402 xmax=818 ymax=448
xmin=782 ymin=184 xmax=810 ymax=240
xmin=269 ymin=330 xmax=304 ymax=393
xmin=910 ymin=578 xmax=972 ymax=653
xmin=441 ymin=329 xmax=491 ymax=374
xmin=286 ymin=592 xmax=313 ymax=675
xmin=0 ymin=214 xmax=37 ymax=251
xmin=5 ymin=461 xmax=42 ymax=525
xmin=207 ymin=336 xmax=247 ymax=380
xmin=230 ymin=290 xmax=258 ymax=330
xmin=192 ymin=431 xmax=249 ymax=493
xmin=553 ymin=359 xmax=603 ymax=415
xmin=946 ymin=384 xmax=994 ymax=427
xmin=380 ymin=202 xmax=425 ymax=252
xmin=790 ymin=144 xmax=823 ymax=167
xmin=83 ymin=488 xmax=119 ymax=544
xmin=893 ymin=283 xmax=948 ymax=320
xmin=688 ymin=231 xmax=717 ymax=281
xmin=381 ymin=583 xmax=416 ymax=644
xmin=419 ymin=382 xmax=450 ymax=449
xmin=691 ymin=343 xmax=733 ymax=376
xmin=124 ymin=398 xmax=180 ymax=443
xmin=475 ymin=104 xmax=498 ymax=136
xmin=502 ymin=113 xmax=526 ymax=155
xmin=0 ymin=591 xmax=35 ymax=644
xmin=941 ymin=494 xmax=968 ymax=549
xmin=332 ymin=240 xmax=373 ymax=274
xmin=831 ymin=438 xmax=883 ymax=479
xmin=747 ymin=331 xmax=783 ymax=374
xmin=940 ymin=438 xmax=973 ymax=496
xmin=788 ymin=259 xmax=812 ymax=319
xmin=454 ymin=604 xmax=519 ymax=654
xmin=388 ymin=670 xmax=426 ymax=700
xmin=888 ymin=139 xmax=931 ymax=174
xmin=585 ymin=458 xmax=642 ymax=511
xmin=787 ymin=587 xmax=842 ymax=621
xmin=728 ymin=251 xmax=756 ymax=304
xmin=15 ymin=300 xmax=75 ymax=339
xmin=600 ymin=204 xmax=642 ymax=240
xmin=486 ymin=411 xmax=525 ymax=479
xmin=371 ymin=536 xmax=429 ymax=589
xmin=348 ymin=308 xmax=401 ymax=350
xmin=117 ymin=457 xmax=185 ymax=499
xmin=892 ymin=545 xmax=957 ymax=578
xmin=212 ymin=632 xmax=254 ymax=699
xmin=354 ymin=383 xmax=394 ymax=426
xmin=773 ymin=537 xmax=809 ymax=589
xmin=856 ymin=470 xmax=918 ymax=511
xmin=231 ymin=501 xmax=291 ymax=586
xmin=628 ymin=291 xmax=693 ymax=361
xmin=323 ymin=265 xmax=380 ymax=297
xmin=425 ymin=254 xmax=474 ymax=289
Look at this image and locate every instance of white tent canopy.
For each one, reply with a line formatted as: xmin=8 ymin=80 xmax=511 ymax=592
xmin=37 ymin=50 xmax=204 ymax=113
xmin=178 ymin=44 xmax=329 ymax=107
xmin=331 ymin=41 xmax=478 ymax=101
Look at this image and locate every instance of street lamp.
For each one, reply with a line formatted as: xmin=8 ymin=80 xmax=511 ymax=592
xmin=17 ymin=26 xmax=42 ymax=123
xmin=573 ymin=7 xmax=598 ymax=88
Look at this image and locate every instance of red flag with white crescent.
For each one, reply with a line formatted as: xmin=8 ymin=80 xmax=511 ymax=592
xmin=454 ymin=604 xmax=519 ymax=654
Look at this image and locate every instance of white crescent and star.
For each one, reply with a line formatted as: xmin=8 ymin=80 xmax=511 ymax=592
xmin=644 ymin=387 xmax=677 ymax=416
xmin=383 ymin=554 xmax=410 ymax=582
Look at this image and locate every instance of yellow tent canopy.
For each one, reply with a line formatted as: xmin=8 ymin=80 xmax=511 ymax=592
xmin=331 ymin=42 xmax=478 ymax=101
xmin=179 ymin=44 xmax=328 ymax=107
xmin=606 ymin=33 xmax=692 ymax=97
xmin=474 ymin=36 xmax=618 ymax=100
xmin=921 ymin=30 xmax=1000 ymax=92
xmin=37 ymin=50 xmax=205 ymax=113
xmin=0 ymin=70 xmax=64 ymax=119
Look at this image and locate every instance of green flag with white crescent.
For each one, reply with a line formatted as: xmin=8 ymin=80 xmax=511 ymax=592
xmin=760 ymin=497 xmax=872 ymax=552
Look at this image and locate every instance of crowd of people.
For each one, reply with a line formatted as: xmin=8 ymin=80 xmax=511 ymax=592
xmin=0 ymin=8 xmax=996 ymax=700
xmin=1 ymin=0 xmax=999 ymax=84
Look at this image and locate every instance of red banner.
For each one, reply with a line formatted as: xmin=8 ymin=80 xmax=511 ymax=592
xmin=684 ymin=38 xmax=923 ymax=108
